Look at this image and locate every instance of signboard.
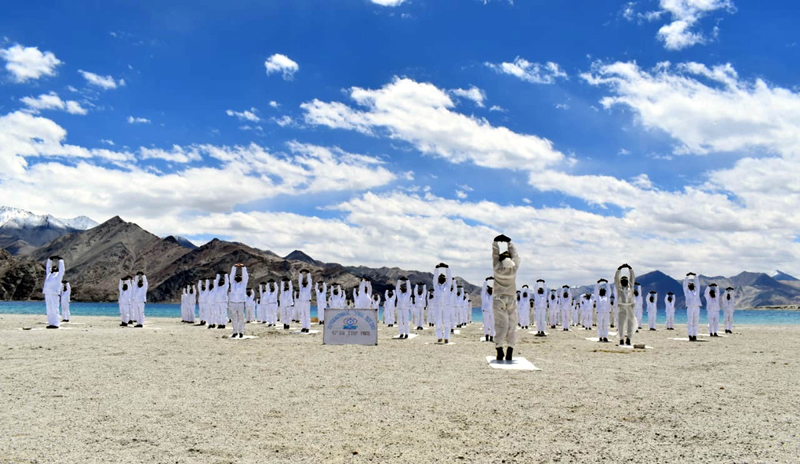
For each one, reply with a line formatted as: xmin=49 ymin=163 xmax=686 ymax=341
xmin=323 ymin=308 xmax=378 ymax=345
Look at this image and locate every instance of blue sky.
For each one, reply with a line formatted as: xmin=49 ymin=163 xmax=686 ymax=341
xmin=2 ymin=0 xmax=800 ymax=284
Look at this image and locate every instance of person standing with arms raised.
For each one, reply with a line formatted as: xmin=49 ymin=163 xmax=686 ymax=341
xmin=614 ymin=263 xmax=636 ymax=346
xmin=492 ymin=234 xmax=521 ymax=361
xmin=43 ymin=256 xmax=66 ymax=329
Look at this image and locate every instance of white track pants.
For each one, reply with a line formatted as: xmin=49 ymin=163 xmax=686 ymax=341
xmin=397 ymin=309 xmax=410 ymax=336
xmin=229 ymin=302 xmax=245 ymax=335
xmin=186 ymin=303 xmax=195 ymax=323
xmin=618 ymin=303 xmax=635 ymax=341
xmin=267 ymin=303 xmax=278 ymax=324
xmin=723 ymin=309 xmax=734 ymax=332
xmin=385 ymin=306 xmax=395 ymax=325
xmin=597 ymin=312 xmax=609 ymax=339
xmin=434 ymin=305 xmax=451 ymax=340
xmin=133 ymin=302 xmax=145 ymax=325
xmin=583 ymin=308 xmax=593 ymax=328
xmin=414 ymin=307 xmax=424 ymax=328
xmin=45 ymin=294 xmax=60 ymax=327
xmin=60 ymin=300 xmax=70 ymax=321
xmin=493 ymin=295 xmax=518 ymax=349
xmin=666 ymin=308 xmax=675 ymax=329
xmin=561 ymin=307 xmax=570 ymax=330
xmin=707 ymin=310 xmax=720 ymax=334
xmin=648 ymin=310 xmax=657 ymax=329
xmin=279 ymin=304 xmax=291 ymax=325
xmin=119 ymin=303 xmax=130 ymax=323
xmin=215 ymin=302 xmax=228 ymax=325
xmin=686 ymin=307 xmax=700 ymax=336
xmin=299 ymin=300 xmax=311 ymax=330
xmin=635 ymin=307 xmax=643 ymax=329
xmin=246 ymin=303 xmax=255 ymax=322
xmin=548 ymin=307 xmax=558 ymax=326
xmin=482 ymin=310 xmax=495 ymax=336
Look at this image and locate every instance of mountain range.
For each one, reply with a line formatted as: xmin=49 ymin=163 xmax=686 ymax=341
xmin=0 ymin=206 xmax=799 ymax=308
xmin=0 ymin=206 xmax=97 ymax=256
xmin=1 ymin=215 xmax=478 ymax=303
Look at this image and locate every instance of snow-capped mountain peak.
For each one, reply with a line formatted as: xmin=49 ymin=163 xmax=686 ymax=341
xmin=770 ymin=270 xmax=799 ymax=281
xmin=0 ymin=206 xmax=97 ymax=230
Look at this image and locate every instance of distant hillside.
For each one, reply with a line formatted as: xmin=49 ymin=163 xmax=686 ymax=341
xmin=2 ymin=217 xmax=480 ymax=303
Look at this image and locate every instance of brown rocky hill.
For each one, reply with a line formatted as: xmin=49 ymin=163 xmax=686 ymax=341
xmin=12 ymin=216 xmax=480 ymax=303
xmin=0 ymin=249 xmax=44 ymax=300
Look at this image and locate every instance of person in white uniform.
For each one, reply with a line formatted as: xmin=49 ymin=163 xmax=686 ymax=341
xmin=186 ymin=284 xmax=196 ymax=323
xmin=492 ymin=234 xmax=521 ymax=361
xmin=279 ymin=278 xmax=294 ymax=330
xmin=432 ymin=263 xmax=452 ymax=343
xmin=413 ymin=283 xmax=426 ymax=331
xmin=548 ymin=289 xmax=558 ymax=329
xmin=481 ymin=277 xmax=495 ymax=342
xmin=354 ymin=278 xmax=372 ymax=309
xmin=518 ymin=286 xmax=531 ymax=329
xmin=43 ymin=257 xmax=66 ymax=328
xmin=396 ymin=277 xmax=412 ymax=339
xmin=722 ymin=287 xmax=736 ymax=333
xmin=560 ymin=285 xmax=572 ymax=331
xmin=315 ymin=281 xmax=328 ymax=325
xmin=297 ymin=270 xmax=313 ymax=333
xmin=533 ymin=280 xmax=547 ymax=336
xmin=646 ymin=291 xmax=658 ymax=330
xmin=614 ymin=264 xmax=636 ymax=346
xmin=704 ymin=283 xmax=721 ymax=337
xmin=227 ymin=264 xmax=248 ymax=338
xmin=118 ymin=275 xmax=133 ymax=327
xmin=580 ymin=293 xmax=593 ymax=330
xmin=384 ymin=287 xmax=397 ymax=328
xmin=634 ymin=282 xmax=644 ymax=331
xmin=197 ymin=280 xmax=208 ymax=326
xmin=60 ymin=281 xmax=71 ymax=323
xmin=214 ymin=273 xmax=229 ymax=330
xmin=245 ymin=287 xmax=256 ymax=323
xmin=131 ymin=272 xmax=148 ymax=328
xmin=683 ymin=273 xmax=702 ymax=341
xmin=263 ymin=279 xmax=280 ymax=326
xmin=329 ymin=283 xmax=345 ymax=310
xmin=664 ymin=292 xmax=676 ymax=330
xmin=593 ymin=279 xmax=611 ymax=342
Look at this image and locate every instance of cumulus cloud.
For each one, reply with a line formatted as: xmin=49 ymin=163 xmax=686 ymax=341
xmin=264 ymin=53 xmax=299 ymax=80
xmin=631 ymin=0 xmax=737 ymax=50
xmin=20 ymin=92 xmax=88 ymax=115
xmin=226 ymin=108 xmax=260 ymax=122
xmin=301 ymin=77 xmax=565 ymax=170
xmin=78 ymin=70 xmax=125 ymax=89
xmin=582 ymin=60 xmax=800 ymax=157
xmin=371 ymin=0 xmax=405 ymax=5
xmin=450 ymin=86 xmax=486 ymax=107
xmin=127 ymin=116 xmax=150 ymax=124
xmin=485 ymin=57 xmax=567 ymax=84
xmin=0 ymin=44 xmax=62 ymax=82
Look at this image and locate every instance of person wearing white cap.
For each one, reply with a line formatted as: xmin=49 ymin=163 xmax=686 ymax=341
xmin=43 ymin=256 xmax=66 ymax=328
xmin=228 ymin=264 xmax=248 ymax=338
xmin=532 ymin=280 xmax=547 ymax=336
xmin=614 ymin=264 xmax=636 ymax=346
xmin=683 ymin=273 xmax=702 ymax=342
xmin=396 ymin=277 xmax=412 ymax=339
xmin=593 ymin=279 xmax=611 ymax=342
xmin=664 ymin=292 xmax=676 ymax=330
xmin=413 ymin=283 xmax=427 ymax=331
xmin=297 ymin=270 xmax=313 ymax=333
xmin=646 ymin=291 xmax=658 ymax=330
xmin=705 ymin=283 xmax=721 ymax=337
xmin=560 ymin=285 xmax=572 ymax=331
xmin=279 ymin=278 xmax=293 ymax=329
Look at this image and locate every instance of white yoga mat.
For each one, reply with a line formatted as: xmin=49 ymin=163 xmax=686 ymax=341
xmin=391 ymin=333 xmax=418 ymax=339
xmin=619 ymin=344 xmax=654 ymax=350
xmin=478 ymin=337 xmax=493 ymax=342
xmin=698 ymin=333 xmax=728 ymax=338
xmin=425 ymin=341 xmax=456 ymax=345
xmin=670 ymin=337 xmax=708 ymax=342
xmin=18 ymin=327 xmax=72 ymax=331
xmin=228 ymin=335 xmax=258 ymax=340
xmin=528 ymin=332 xmax=549 ymax=336
xmin=485 ymin=356 xmax=541 ymax=371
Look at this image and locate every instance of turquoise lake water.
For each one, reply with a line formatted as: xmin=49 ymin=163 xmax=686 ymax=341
xmin=1 ymin=301 xmax=799 ymax=325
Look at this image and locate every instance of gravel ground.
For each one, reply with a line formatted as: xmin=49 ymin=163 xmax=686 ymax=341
xmin=0 ymin=314 xmax=797 ymax=463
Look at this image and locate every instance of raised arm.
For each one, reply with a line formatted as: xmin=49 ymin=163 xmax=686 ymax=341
xmin=119 ymin=279 xmax=123 ymax=293
xmin=142 ymin=275 xmax=148 ymax=292
xmin=492 ymin=240 xmax=500 ymax=267
xmin=242 ymin=267 xmax=248 ymax=286
xmin=45 ymin=259 xmax=53 ymax=277
xmin=230 ymin=265 xmax=237 ymax=280
xmin=508 ymin=242 xmax=521 ymax=267
xmin=58 ymin=259 xmax=65 ymax=276
xmin=683 ymin=276 xmax=690 ymax=295
xmin=614 ymin=267 xmax=622 ymax=289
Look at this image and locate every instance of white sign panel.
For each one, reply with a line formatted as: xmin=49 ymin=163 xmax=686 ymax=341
xmin=323 ymin=308 xmax=378 ymax=345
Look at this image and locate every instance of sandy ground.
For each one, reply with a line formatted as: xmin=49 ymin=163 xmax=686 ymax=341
xmin=0 ymin=314 xmax=798 ymax=464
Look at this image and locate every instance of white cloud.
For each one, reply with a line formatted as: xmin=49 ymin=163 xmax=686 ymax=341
xmin=450 ymin=86 xmax=486 ymax=107
xmin=638 ymin=0 xmax=737 ymax=50
xmin=618 ymin=148 xmax=631 ymax=155
xmin=272 ymin=115 xmax=294 ymax=127
xmin=555 ymin=102 xmax=570 ymax=110
xmin=0 ymin=44 xmax=62 ymax=83
xmin=582 ymin=61 xmax=800 ymax=157
xmin=264 ymin=53 xmax=299 ymax=80
xmin=101 ymin=139 xmax=115 ymax=146
xmin=139 ymin=145 xmax=202 ymax=163
xmin=226 ymin=108 xmax=260 ymax=122
xmin=301 ymin=77 xmax=565 ymax=170
xmin=489 ymin=105 xmax=506 ymax=113
xmin=371 ymin=0 xmax=405 ymax=5
xmin=455 ymin=190 xmax=468 ymax=199
xmin=485 ymin=57 xmax=567 ymax=84
xmin=20 ymin=92 xmax=88 ymax=115
xmin=127 ymin=116 xmax=150 ymax=124
xmin=269 ymin=100 xmax=280 ymax=108
xmin=78 ymin=70 xmax=125 ymax=89
xmin=621 ymin=1 xmax=637 ymax=20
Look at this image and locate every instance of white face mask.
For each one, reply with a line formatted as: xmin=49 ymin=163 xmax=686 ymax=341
xmin=501 ymin=258 xmax=515 ymax=269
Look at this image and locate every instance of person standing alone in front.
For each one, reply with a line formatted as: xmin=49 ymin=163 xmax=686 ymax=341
xmin=492 ymin=234 xmax=521 ymax=361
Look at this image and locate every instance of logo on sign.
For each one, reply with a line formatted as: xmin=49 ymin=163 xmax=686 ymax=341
xmin=343 ymin=317 xmax=358 ymax=330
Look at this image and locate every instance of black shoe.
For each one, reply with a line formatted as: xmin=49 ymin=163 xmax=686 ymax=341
xmin=505 ymin=347 xmax=513 ymax=361
xmin=650 ymin=328 xmax=656 ymax=331
xmin=218 ymin=325 xmax=225 ymax=329
xmin=135 ymin=324 xmax=143 ymax=328
xmin=61 ymin=319 xmax=69 ymax=323
xmin=444 ymin=339 xmax=449 ymax=344
xmin=437 ymin=339 xmax=442 ymax=343
xmin=120 ymin=322 xmax=128 ymax=327
xmin=625 ymin=338 xmax=631 ymax=346
xmin=485 ymin=334 xmax=489 ymax=341
xmin=450 ymin=329 xmax=454 ymax=334
xmin=496 ymin=347 xmax=504 ymax=361
xmin=551 ymin=325 xmax=556 ymax=329
xmin=284 ymin=324 xmax=290 ymax=330
xmin=208 ymin=324 xmax=215 ymax=329
xmin=620 ymin=340 xmax=625 ymax=346
xmin=636 ymin=330 xmax=639 ymax=333
xmin=46 ymin=325 xmax=58 ymax=329
xmin=610 ymin=324 xmax=615 ymax=328
xmin=603 ymin=337 xmax=609 ymax=343
xmin=230 ymin=333 xmax=237 ymax=338
xmin=199 ymin=321 xmax=206 ymax=326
